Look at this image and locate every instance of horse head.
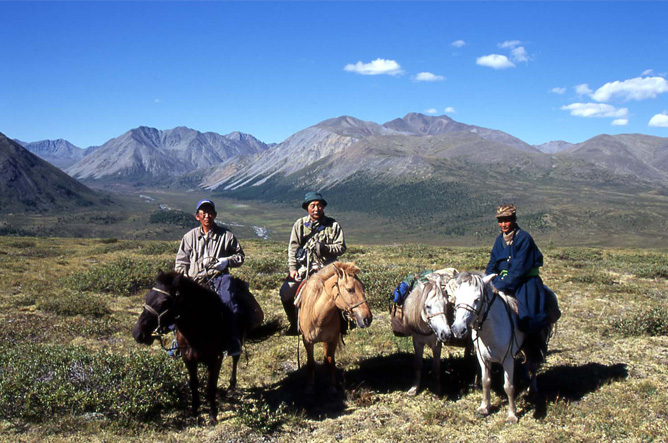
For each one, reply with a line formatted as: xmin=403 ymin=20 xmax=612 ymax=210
xmin=451 ymin=272 xmax=495 ymax=339
xmin=421 ymin=279 xmax=452 ymax=342
xmin=332 ymin=262 xmax=373 ymax=329
xmin=132 ymin=270 xmax=184 ymax=345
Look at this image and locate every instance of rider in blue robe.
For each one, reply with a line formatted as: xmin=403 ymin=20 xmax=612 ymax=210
xmin=486 ymin=204 xmax=549 ymax=360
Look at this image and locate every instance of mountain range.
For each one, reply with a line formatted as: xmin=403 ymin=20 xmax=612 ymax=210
xmin=7 ymin=113 xmax=668 ymax=243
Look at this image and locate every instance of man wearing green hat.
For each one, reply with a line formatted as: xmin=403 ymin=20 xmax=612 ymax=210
xmin=279 ymin=191 xmax=347 ymax=335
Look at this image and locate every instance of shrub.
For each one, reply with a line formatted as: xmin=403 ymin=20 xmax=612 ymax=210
xmin=237 ymin=396 xmax=288 ymax=434
xmin=66 ymin=257 xmax=173 ymax=296
xmin=0 ymin=344 xmax=186 ymax=422
xmin=610 ymin=306 xmax=668 ymax=336
xmin=149 ymin=210 xmax=198 ymax=229
xmin=37 ymin=290 xmax=110 ymax=318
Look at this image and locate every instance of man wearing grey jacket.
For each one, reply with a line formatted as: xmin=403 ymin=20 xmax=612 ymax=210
xmin=279 ymin=191 xmax=346 ymax=335
xmin=175 ymin=199 xmax=245 ymax=355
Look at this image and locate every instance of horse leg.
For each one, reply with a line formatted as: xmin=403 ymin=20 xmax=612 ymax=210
xmin=323 ymin=340 xmax=338 ymax=394
xmin=502 ymin=356 xmax=518 ymax=424
xmin=476 ymin=350 xmax=492 ymax=416
xmin=431 ymin=341 xmax=442 ymax=397
xmin=408 ymin=338 xmax=424 ymax=397
xmin=206 ymin=357 xmax=223 ymax=425
xmin=184 ymin=360 xmax=200 ymax=418
xmin=304 ymin=341 xmax=315 ymax=394
xmin=229 ymin=354 xmax=240 ymax=391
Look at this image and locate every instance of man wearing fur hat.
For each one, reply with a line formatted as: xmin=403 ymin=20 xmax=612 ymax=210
xmin=175 ymin=199 xmax=245 ymax=356
xmin=279 ymin=191 xmax=347 ymax=335
xmin=486 ymin=204 xmax=558 ymax=362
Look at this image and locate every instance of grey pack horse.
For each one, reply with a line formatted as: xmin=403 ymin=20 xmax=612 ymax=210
xmin=393 ymin=269 xmax=471 ymax=396
xmin=451 ymin=272 xmax=537 ymax=424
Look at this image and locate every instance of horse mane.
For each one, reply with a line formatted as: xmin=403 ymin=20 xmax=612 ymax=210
xmin=157 ymin=270 xmax=223 ymax=310
xmin=404 ymin=281 xmax=432 ymax=328
xmin=316 ymin=261 xmax=361 ymax=280
xmin=456 ymin=271 xmax=519 ymax=314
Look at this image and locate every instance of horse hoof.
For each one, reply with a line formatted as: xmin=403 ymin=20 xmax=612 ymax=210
xmin=505 ymin=414 xmax=518 ymax=424
xmin=477 ymin=406 xmax=490 ymax=416
xmin=407 ymin=386 xmax=418 ymax=397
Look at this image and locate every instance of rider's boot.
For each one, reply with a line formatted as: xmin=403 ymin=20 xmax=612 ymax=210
xmin=282 ymin=298 xmax=299 ymax=336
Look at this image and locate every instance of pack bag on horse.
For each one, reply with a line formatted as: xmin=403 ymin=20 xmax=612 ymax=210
xmin=132 ymin=270 xmax=263 ymax=424
xmin=294 ymin=261 xmax=373 ymax=394
xmin=279 ymin=191 xmax=347 ymax=336
xmin=390 ymin=268 xmax=471 ymax=396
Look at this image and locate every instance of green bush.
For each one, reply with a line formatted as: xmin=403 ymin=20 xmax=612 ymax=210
xmin=610 ymin=306 xmax=668 ymax=336
xmin=37 ymin=290 xmax=110 ymax=318
xmin=0 ymin=344 xmax=186 ymax=422
xmin=149 ymin=210 xmax=198 ymax=229
xmin=66 ymin=257 xmax=172 ymax=296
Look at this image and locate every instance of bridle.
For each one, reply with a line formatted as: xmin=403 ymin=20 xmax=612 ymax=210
xmin=454 ymin=281 xmax=497 ymax=331
xmin=327 ymin=273 xmax=369 ymax=319
xmin=142 ymin=286 xmax=179 ymax=336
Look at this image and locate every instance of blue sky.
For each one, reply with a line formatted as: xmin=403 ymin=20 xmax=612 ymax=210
xmin=1 ymin=1 xmax=667 ymax=148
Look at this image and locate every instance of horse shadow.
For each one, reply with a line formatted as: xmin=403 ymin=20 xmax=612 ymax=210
xmin=342 ymin=351 xmax=480 ymax=400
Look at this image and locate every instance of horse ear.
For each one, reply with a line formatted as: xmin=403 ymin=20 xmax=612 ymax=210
xmin=334 ymin=263 xmax=344 ymax=278
xmin=483 ymin=274 xmax=496 ymax=285
xmin=157 ymin=269 xmax=164 ymax=277
xmin=173 ymin=273 xmax=182 ymax=289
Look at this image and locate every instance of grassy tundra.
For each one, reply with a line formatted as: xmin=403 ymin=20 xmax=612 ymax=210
xmin=0 ymin=236 xmax=667 ymax=442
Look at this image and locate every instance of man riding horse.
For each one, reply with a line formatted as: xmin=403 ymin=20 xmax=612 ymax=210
xmin=175 ymin=199 xmax=245 ymax=356
xmin=279 ymin=192 xmax=347 ymax=336
xmin=486 ymin=203 xmax=560 ymax=363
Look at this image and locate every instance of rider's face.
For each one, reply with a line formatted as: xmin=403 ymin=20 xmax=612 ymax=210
xmin=497 ymin=216 xmax=516 ymax=234
xmin=196 ymin=207 xmax=216 ymax=230
xmin=307 ymin=201 xmax=325 ymax=221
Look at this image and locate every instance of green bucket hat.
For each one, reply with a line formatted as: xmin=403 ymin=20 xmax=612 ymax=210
xmin=302 ymin=191 xmax=327 ymax=210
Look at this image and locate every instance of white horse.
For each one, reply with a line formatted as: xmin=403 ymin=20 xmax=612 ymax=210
xmin=393 ymin=269 xmax=469 ymax=396
xmin=451 ymin=272 xmax=533 ymax=424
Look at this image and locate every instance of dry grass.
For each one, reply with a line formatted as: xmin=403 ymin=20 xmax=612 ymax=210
xmin=1 ymin=237 xmax=667 ymax=442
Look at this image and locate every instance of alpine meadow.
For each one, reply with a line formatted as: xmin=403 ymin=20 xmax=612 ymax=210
xmin=3 ymin=1 xmax=668 ymax=441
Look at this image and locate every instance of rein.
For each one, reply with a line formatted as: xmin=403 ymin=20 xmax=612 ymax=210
xmin=327 ymin=275 xmax=368 ymax=317
xmin=143 ymin=286 xmax=179 ymax=337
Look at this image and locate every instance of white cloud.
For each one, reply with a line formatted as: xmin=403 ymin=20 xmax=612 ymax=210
xmin=451 ymin=40 xmax=466 ymax=48
xmin=561 ymin=103 xmax=629 ymax=118
xmin=592 ymin=76 xmax=668 ymax=102
xmin=642 ymin=69 xmax=655 ymax=76
xmin=649 ymin=112 xmax=668 ymax=127
xmin=444 ymin=107 xmax=456 ymax=113
xmin=611 ymin=119 xmax=629 ymax=126
xmin=344 ymin=58 xmax=403 ymax=76
xmin=499 ymin=40 xmax=522 ymax=49
xmin=425 ymin=108 xmax=438 ymax=115
xmin=511 ymin=46 xmax=529 ymax=63
xmin=575 ymin=84 xmax=593 ymax=96
xmin=476 ymin=54 xmax=515 ymax=70
xmin=550 ymin=87 xmax=566 ymax=95
xmin=154 ymin=98 xmax=162 ymax=104
xmin=414 ymin=72 xmax=445 ymax=82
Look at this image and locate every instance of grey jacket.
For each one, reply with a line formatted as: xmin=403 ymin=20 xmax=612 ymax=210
xmin=288 ymin=215 xmax=346 ymax=273
xmin=175 ymin=225 xmax=245 ymax=279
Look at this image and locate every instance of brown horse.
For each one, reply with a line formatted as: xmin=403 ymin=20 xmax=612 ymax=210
xmin=295 ymin=262 xmax=373 ymax=393
xmin=132 ymin=271 xmax=257 ymax=424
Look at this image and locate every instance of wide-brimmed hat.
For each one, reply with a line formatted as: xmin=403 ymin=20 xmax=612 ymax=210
xmin=195 ymin=199 xmax=216 ymax=213
xmin=496 ymin=204 xmax=517 ymax=218
xmin=302 ymin=191 xmax=327 ymax=210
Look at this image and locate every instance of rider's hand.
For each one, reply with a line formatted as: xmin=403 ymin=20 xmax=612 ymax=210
xmin=289 ymin=269 xmax=298 ymax=280
xmin=212 ymin=257 xmax=229 ymax=271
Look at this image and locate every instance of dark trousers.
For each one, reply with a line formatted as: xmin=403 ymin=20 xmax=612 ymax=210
xmin=213 ymin=274 xmax=241 ymax=346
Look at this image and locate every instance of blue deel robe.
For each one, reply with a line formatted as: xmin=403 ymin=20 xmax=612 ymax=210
xmin=485 ymin=227 xmax=548 ymax=333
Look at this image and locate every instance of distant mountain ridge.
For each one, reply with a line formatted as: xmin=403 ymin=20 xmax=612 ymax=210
xmin=17 ymin=138 xmax=87 ymax=169
xmin=0 ymin=132 xmax=105 ymax=212
xmin=66 ymin=126 xmax=269 ymax=180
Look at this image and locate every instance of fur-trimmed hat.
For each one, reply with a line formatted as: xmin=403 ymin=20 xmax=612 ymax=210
xmin=496 ymin=204 xmax=517 ymax=218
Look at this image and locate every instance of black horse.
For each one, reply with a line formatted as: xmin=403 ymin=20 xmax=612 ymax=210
xmin=132 ymin=270 xmax=258 ymax=424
